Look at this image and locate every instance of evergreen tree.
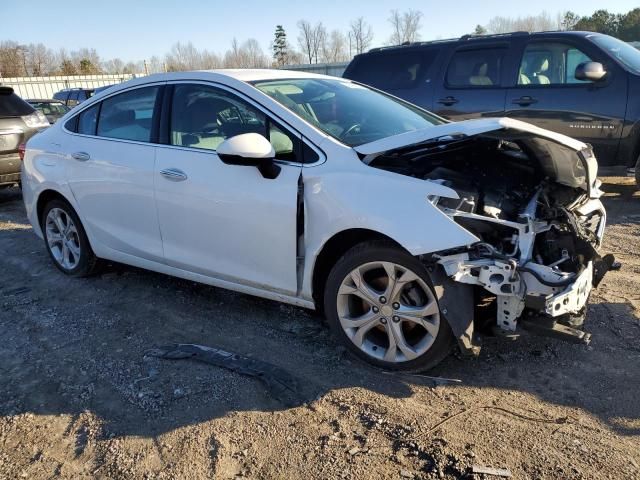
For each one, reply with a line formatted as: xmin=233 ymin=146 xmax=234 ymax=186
xmin=273 ymin=25 xmax=289 ymax=67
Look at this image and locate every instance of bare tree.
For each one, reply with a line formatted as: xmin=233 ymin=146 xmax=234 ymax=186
xmin=349 ymin=17 xmax=374 ymax=55
xmin=322 ymin=30 xmax=349 ymax=63
xmin=223 ymin=38 xmax=269 ymax=68
xmin=25 ymin=43 xmax=56 ymax=76
xmin=165 ymin=42 xmax=203 ymax=71
xmin=388 ymin=9 xmax=423 ymax=45
xmin=297 ymin=20 xmax=326 ymax=64
xmin=200 ymin=50 xmax=221 ymax=69
xmin=486 ymin=11 xmax=558 ymax=33
xmin=102 ymin=58 xmax=125 ymax=74
xmin=0 ymin=41 xmax=26 ymax=77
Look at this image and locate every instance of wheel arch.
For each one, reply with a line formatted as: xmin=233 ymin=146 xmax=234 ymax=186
xmin=36 ymin=189 xmax=76 ymax=229
xmin=310 ymin=228 xmax=406 ymax=311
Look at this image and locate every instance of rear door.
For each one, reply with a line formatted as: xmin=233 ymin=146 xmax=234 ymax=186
xmin=64 ymin=84 xmax=164 ymax=261
xmin=343 ymin=47 xmax=441 ymax=110
xmin=504 ymin=37 xmax=627 ymax=166
xmin=432 ymin=44 xmax=510 ymax=121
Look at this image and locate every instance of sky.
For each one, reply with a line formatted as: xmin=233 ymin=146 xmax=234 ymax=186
xmin=3 ymin=0 xmax=638 ymax=62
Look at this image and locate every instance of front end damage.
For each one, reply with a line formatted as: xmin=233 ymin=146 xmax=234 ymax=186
xmin=360 ymin=118 xmax=616 ymax=354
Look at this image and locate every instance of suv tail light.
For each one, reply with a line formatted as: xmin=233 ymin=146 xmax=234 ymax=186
xmin=18 ymin=143 xmax=26 ymax=161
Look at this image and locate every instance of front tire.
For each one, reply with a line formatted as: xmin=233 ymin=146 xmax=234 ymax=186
xmin=41 ymin=199 xmax=99 ymax=277
xmin=323 ymin=241 xmax=453 ymax=372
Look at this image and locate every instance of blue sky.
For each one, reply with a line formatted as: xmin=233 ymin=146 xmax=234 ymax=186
xmin=4 ymin=0 xmax=638 ymax=61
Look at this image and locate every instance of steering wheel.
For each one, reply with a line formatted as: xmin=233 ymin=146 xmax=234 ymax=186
xmin=340 ymin=123 xmax=362 ymax=139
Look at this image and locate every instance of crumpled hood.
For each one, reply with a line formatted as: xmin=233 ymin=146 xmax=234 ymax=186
xmin=354 ymin=117 xmax=599 ymax=196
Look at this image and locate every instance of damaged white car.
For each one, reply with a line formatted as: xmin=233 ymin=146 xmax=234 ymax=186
xmin=21 ymin=71 xmax=614 ymax=371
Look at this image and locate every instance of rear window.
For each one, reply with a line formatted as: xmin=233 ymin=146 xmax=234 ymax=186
xmin=345 ymin=49 xmax=438 ymax=90
xmin=0 ymin=88 xmax=35 ymax=117
xmin=96 ymin=86 xmax=159 ymax=142
xmin=446 ymin=48 xmax=506 ymax=87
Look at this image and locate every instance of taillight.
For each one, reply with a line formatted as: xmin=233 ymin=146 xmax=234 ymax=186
xmin=18 ymin=143 xmax=26 ymax=161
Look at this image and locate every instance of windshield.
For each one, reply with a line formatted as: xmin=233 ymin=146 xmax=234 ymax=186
xmin=589 ymin=34 xmax=640 ymax=74
xmin=252 ymin=78 xmax=442 ymax=146
xmin=29 ymin=102 xmax=69 ymax=116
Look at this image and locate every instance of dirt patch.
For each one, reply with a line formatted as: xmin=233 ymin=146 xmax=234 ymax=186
xmin=1 ymin=178 xmax=639 ymax=479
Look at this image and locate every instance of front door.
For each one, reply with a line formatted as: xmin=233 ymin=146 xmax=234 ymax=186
xmin=154 ymin=83 xmax=302 ymax=295
xmin=432 ymin=45 xmax=509 ymax=121
xmin=505 ymin=39 xmax=627 ymax=166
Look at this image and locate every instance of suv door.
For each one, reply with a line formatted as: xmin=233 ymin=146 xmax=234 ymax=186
xmin=343 ymin=47 xmax=441 ymax=110
xmin=64 ymin=85 xmax=164 ymax=261
xmin=505 ymin=37 xmax=627 ymax=165
xmin=154 ymin=82 xmax=307 ymax=295
xmin=433 ymin=44 xmax=510 ymax=120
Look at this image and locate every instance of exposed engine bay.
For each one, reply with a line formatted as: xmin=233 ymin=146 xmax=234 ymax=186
xmin=368 ymin=131 xmax=615 ymax=352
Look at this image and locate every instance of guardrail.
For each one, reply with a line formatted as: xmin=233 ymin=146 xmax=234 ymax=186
xmin=0 ymin=73 xmax=145 ymax=100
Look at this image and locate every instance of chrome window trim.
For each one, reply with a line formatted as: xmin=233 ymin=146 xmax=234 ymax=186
xmin=61 ymin=79 xmax=327 ymax=167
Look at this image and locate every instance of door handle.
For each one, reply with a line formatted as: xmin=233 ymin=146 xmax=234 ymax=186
xmin=71 ymin=151 xmax=90 ymax=161
xmin=512 ymin=96 xmax=538 ymax=106
xmin=437 ymin=96 xmax=459 ymax=106
xmin=160 ymin=168 xmax=188 ymax=181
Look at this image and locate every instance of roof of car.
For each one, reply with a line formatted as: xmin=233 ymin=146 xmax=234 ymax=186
xmin=140 ymin=69 xmax=338 ymax=83
xmin=364 ymin=30 xmax=603 ymax=54
xmin=27 ymin=99 xmax=65 ymax=103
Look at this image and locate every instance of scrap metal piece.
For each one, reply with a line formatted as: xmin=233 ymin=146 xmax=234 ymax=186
xmin=146 ymin=343 xmax=315 ymax=407
xmin=471 ymin=465 xmax=512 ymax=477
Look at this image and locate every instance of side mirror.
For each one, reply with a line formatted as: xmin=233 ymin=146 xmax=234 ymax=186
xmin=217 ymin=132 xmax=281 ymax=179
xmin=575 ymin=61 xmax=607 ymax=82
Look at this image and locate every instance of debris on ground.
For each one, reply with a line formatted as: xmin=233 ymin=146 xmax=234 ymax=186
xmin=146 ymin=343 xmax=316 ymax=407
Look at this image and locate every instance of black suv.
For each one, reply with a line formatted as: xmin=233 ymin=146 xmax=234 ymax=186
xmin=53 ymin=88 xmax=95 ymax=107
xmin=344 ymin=31 xmax=640 ymax=183
xmin=0 ymin=87 xmax=49 ymax=187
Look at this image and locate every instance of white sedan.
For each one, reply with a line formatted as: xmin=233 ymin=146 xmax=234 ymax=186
xmin=21 ymin=70 xmax=612 ymax=371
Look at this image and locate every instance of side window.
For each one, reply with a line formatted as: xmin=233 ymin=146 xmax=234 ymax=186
xmin=518 ymin=42 xmax=594 ymax=86
xmin=446 ymin=48 xmax=505 ymax=87
xmin=170 ymin=83 xmax=314 ymax=162
xmin=67 ymin=91 xmax=80 ymax=107
xmin=77 ymin=104 xmax=99 ymax=135
xmin=346 ymin=50 xmax=438 ymax=90
xmin=97 ymin=86 xmax=159 ymax=142
xmin=170 ymin=84 xmax=266 ymax=151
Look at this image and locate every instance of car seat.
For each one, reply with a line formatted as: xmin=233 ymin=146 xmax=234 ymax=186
xmin=469 ymin=62 xmax=493 ymax=86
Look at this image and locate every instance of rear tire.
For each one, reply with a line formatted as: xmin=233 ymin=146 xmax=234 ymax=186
xmin=323 ymin=240 xmax=453 ymax=372
xmin=41 ymin=199 xmax=100 ymax=277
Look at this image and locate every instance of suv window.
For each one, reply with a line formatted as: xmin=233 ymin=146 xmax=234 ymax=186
xmin=518 ymin=42 xmax=594 ymax=85
xmin=0 ymin=88 xmax=34 ymax=117
xmin=67 ymin=91 xmax=80 ymax=107
xmin=446 ymin=48 xmax=505 ymax=87
xmin=97 ymin=87 xmax=159 ymax=142
xmin=170 ymin=84 xmax=310 ymax=162
xmin=346 ymin=49 xmax=438 ymax=90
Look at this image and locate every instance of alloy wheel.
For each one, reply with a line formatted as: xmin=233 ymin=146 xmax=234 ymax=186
xmin=336 ymin=261 xmax=440 ymax=363
xmin=45 ymin=207 xmax=81 ymax=270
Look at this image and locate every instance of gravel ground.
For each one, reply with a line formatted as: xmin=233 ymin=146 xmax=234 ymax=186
xmin=0 ymin=177 xmax=639 ymax=479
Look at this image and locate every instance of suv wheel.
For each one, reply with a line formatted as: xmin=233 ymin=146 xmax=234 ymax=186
xmin=324 ymin=241 xmax=453 ymax=372
xmin=42 ymin=199 xmax=99 ymax=276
